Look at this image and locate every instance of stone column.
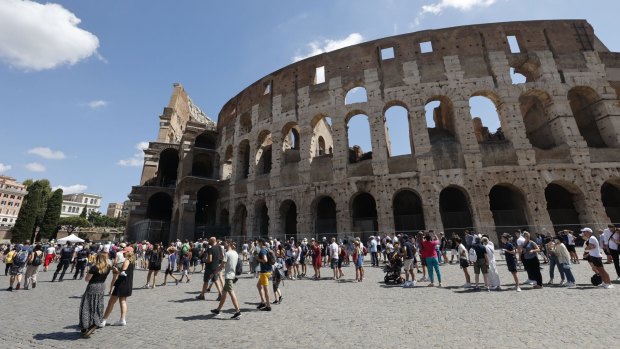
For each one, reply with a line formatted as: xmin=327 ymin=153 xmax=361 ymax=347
xmin=452 ymin=101 xmax=482 ymax=169
xmin=369 ymin=105 xmax=389 ymax=176
xmin=496 ymin=97 xmax=536 ymax=165
xmin=410 ymin=105 xmax=434 ymax=171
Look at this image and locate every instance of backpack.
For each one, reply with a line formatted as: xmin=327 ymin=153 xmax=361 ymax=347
xmin=468 ymin=248 xmax=478 ymax=263
xmin=591 ymin=273 xmax=602 ymax=286
xmin=181 ymin=244 xmax=189 ymax=256
xmin=267 ymin=249 xmax=276 ymax=265
xmin=31 ymin=252 xmax=42 ymax=266
xmin=362 ymin=245 xmax=368 ymax=256
xmin=14 ymin=250 xmax=29 ymax=266
xmin=150 ymin=252 xmax=161 ymax=264
xmin=235 ymin=258 xmax=243 ymax=276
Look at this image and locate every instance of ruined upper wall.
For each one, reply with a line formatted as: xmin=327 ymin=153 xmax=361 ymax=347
xmin=217 ymin=19 xmax=611 ymax=129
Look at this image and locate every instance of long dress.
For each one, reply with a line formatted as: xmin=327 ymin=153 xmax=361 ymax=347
xmin=79 ymin=266 xmax=110 ymax=330
xmin=111 ymin=262 xmax=134 ymax=297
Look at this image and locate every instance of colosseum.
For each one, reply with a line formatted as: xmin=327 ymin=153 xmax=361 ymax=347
xmin=126 ymin=19 xmax=620 ymax=244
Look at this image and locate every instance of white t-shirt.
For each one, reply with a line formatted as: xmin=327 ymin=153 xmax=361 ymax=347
xmin=609 ymin=230 xmax=619 ymax=250
xmin=457 ymin=244 xmax=467 ymax=259
xmin=224 ymin=250 xmax=238 ymax=280
xmin=567 ymin=234 xmax=575 ymax=246
xmin=46 ymin=246 xmax=55 ymax=254
xmin=485 ymin=244 xmax=495 ymax=263
xmin=329 ymin=242 xmax=339 ymax=259
xmin=588 ymin=236 xmax=601 ymax=258
xmin=602 ymin=228 xmax=612 ymax=247
xmin=516 ymin=236 xmax=525 ymax=248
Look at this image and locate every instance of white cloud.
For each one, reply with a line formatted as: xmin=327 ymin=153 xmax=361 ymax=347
xmin=0 ymin=0 xmax=100 ymax=71
xmin=25 ymin=162 xmax=46 ymax=172
xmin=293 ymin=33 xmax=364 ymax=62
xmin=53 ymin=184 xmax=87 ymax=195
xmin=421 ymin=0 xmax=496 ymax=15
xmin=117 ymin=141 xmax=149 ymax=167
xmin=27 ymin=147 xmax=67 ymax=160
xmin=87 ymin=100 xmax=108 ymax=109
xmin=0 ymin=163 xmax=11 ymax=174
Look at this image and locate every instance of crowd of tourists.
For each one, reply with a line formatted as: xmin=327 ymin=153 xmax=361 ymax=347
xmin=1 ymin=223 xmax=619 ymax=338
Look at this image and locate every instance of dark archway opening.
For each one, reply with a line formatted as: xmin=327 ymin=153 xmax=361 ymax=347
xmin=439 ymin=187 xmax=474 ymax=234
xmin=255 ymin=202 xmax=269 ymax=236
xmin=192 ymin=154 xmax=214 ymax=178
xmin=195 ymin=186 xmax=218 ymax=226
xmin=315 ymin=196 xmax=337 ymax=236
xmin=280 ymin=200 xmax=298 ymax=237
xmin=146 ymin=192 xmax=173 ymax=220
xmin=195 ymin=132 xmax=217 ymax=149
xmin=393 ymin=190 xmax=425 ymax=232
xmin=545 ymin=183 xmax=581 ymax=232
xmin=220 ymin=209 xmax=230 ymax=226
xmin=568 ymin=87 xmax=606 ymax=148
xmin=602 ymin=182 xmax=620 ymax=224
xmin=237 ymin=141 xmax=250 ymax=180
xmin=158 ymin=149 xmax=178 ymax=187
xmin=232 ymin=205 xmax=247 ymax=237
xmin=489 ymin=185 xmax=529 ymax=232
xmin=351 ymin=192 xmax=378 ymax=233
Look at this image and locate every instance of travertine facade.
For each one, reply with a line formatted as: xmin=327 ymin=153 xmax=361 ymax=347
xmin=127 ymin=20 xmax=620 ymax=243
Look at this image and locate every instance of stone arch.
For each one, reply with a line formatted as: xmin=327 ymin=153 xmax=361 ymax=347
xmin=313 ymin=195 xmax=337 ymax=236
xmin=282 ymin=122 xmax=301 ymax=164
xmin=488 ymin=184 xmax=530 ymax=233
xmin=192 ymin=153 xmax=215 ymax=178
xmin=195 ymin=186 xmax=218 ymax=226
xmin=346 ymin=111 xmax=372 ymax=163
xmin=519 ymin=89 xmax=557 ymax=149
xmin=567 ymin=86 xmax=607 ymax=148
xmin=344 ymin=86 xmax=368 ymax=105
xmin=239 ymin=112 xmax=252 ymax=134
xmin=255 ymin=130 xmax=273 ymax=175
xmin=146 ymin=192 xmax=173 ymax=221
xmin=470 ymin=91 xmax=506 ymax=143
xmin=220 ymin=208 xmax=230 ymax=226
xmin=194 ymin=131 xmax=217 ymax=149
xmin=236 ymin=140 xmax=250 ymax=180
xmin=424 ymin=96 xmax=456 ymax=144
xmin=279 ymin=199 xmax=298 ymax=237
xmin=439 ymin=186 xmax=474 ymax=234
xmin=232 ymin=204 xmax=247 ymax=237
xmin=384 ymin=101 xmax=413 ymax=156
xmin=254 ymin=200 xmax=269 ymax=236
xmin=545 ymin=181 xmax=587 ymax=232
xmin=350 ymin=192 xmax=378 ymax=233
xmin=222 ymin=145 xmax=233 ymax=180
xmin=157 ymin=148 xmax=178 ymax=187
xmin=393 ymin=189 xmax=425 ymax=232
xmin=601 ymin=179 xmax=620 ymax=224
xmin=310 ymin=114 xmax=333 ymax=158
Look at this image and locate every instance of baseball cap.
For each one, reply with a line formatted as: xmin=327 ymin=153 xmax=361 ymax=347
xmin=580 ymin=227 xmax=593 ymax=235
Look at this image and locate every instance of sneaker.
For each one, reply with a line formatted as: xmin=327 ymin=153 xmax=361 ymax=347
xmin=196 ymin=294 xmax=205 ymax=300
xmin=260 ymin=306 xmax=271 ymax=312
xmin=7 ymin=286 xmax=12 ymax=291
xmin=516 ymin=287 xmax=522 ymax=292
xmin=559 ymin=280 xmax=566 ymax=286
xmin=604 ymin=284 xmax=615 ymax=289
xmin=566 ymin=282 xmax=576 ymax=287
xmin=411 ymin=281 xmax=416 ymax=287
xmin=402 ymin=281 xmax=410 ymax=288
xmin=462 ymin=283 xmax=471 ymax=288
xmin=98 ymin=320 xmax=107 ymax=328
xmin=272 ymin=300 xmax=279 ymax=304
xmin=230 ymin=312 xmax=242 ymax=320
xmin=547 ymin=279 xmax=553 ymax=285
xmin=32 ymin=282 xmax=36 ymax=289
xmin=112 ymin=319 xmax=126 ymax=326
xmin=257 ymin=303 xmax=266 ymax=309
xmin=599 ymin=283 xmax=607 ymax=288
xmin=210 ymin=309 xmax=221 ymax=316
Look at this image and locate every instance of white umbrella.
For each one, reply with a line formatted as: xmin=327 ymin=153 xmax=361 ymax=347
xmin=57 ymin=233 xmax=85 ymax=244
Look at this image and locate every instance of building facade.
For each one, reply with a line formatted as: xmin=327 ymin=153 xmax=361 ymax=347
xmin=0 ymin=176 xmax=27 ymax=228
xmin=61 ymin=193 xmax=102 ymax=218
xmin=127 ymin=20 xmax=620 ymax=244
xmin=106 ymin=201 xmax=129 ymax=219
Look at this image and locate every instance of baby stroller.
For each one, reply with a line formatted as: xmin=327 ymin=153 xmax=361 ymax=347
xmin=383 ymin=256 xmax=404 ymax=285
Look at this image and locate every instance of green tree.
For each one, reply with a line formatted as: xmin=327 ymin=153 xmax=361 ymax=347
xmin=11 ymin=182 xmax=43 ymax=243
xmin=58 ymin=216 xmax=91 ymax=234
xmin=40 ymin=188 xmax=63 ymax=240
xmin=80 ymin=205 xmax=88 ymax=219
xmin=88 ymin=211 xmax=118 ymax=227
xmin=34 ymin=179 xmax=52 ymax=228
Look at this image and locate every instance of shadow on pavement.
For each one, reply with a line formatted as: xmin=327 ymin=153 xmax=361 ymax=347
xmin=176 ymin=314 xmax=213 ymax=321
xmin=33 ymin=331 xmax=81 ymax=341
xmin=169 ymin=297 xmax=200 ymax=303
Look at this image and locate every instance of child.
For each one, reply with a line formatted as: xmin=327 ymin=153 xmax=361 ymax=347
xmin=161 ymin=246 xmax=179 ymax=286
xmin=179 ymin=252 xmax=191 ymax=283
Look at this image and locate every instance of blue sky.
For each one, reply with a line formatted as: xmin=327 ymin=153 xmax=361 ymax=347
xmin=0 ymin=0 xmax=618 ymax=211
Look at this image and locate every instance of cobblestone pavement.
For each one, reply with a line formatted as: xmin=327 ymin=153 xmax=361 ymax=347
xmin=1 ymin=250 xmax=619 ymax=348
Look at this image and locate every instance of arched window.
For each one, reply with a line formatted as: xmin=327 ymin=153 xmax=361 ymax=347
xmin=385 ymin=105 xmax=413 ymax=156
xmin=280 ymin=200 xmax=298 ymax=237
xmin=351 ymin=192 xmax=378 ymax=233
xmin=469 ymin=95 xmax=504 ymax=143
xmin=192 ymin=154 xmax=214 ymax=178
xmin=255 ymin=200 xmax=269 ymax=236
xmin=545 ymin=183 xmax=584 ymax=232
xmin=314 ymin=196 xmax=337 ymax=236
xmin=222 ymin=145 xmax=233 ymax=180
xmin=239 ymin=113 xmax=252 ymax=134
xmin=345 ymin=87 xmax=368 ymax=105
xmin=519 ymin=90 xmax=557 ymax=149
xmin=439 ymin=186 xmax=474 ymax=234
xmin=146 ymin=192 xmax=173 ymax=221
xmin=282 ymin=124 xmax=301 ymax=164
xmin=347 ymin=113 xmax=372 ymax=163
xmin=157 ymin=149 xmax=178 ymax=187
xmin=195 ymin=186 xmax=218 ymax=226
xmin=425 ymin=97 xmax=456 ymax=144
xmin=568 ymin=87 xmax=607 ymax=148
xmin=236 ymin=140 xmax=250 ymax=180
xmin=256 ymin=131 xmax=272 ymax=175
xmin=311 ymin=115 xmax=333 ymax=158
xmin=393 ymin=190 xmax=425 ymax=232
xmin=488 ymin=185 xmax=529 ymax=232
xmin=194 ymin=132 xmax=217 ymax=149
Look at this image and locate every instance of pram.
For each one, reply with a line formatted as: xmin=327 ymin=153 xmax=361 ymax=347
xmin=383 ymin=255 xmax=404 ymax=285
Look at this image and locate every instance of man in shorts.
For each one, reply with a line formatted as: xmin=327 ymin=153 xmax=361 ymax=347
xmin=328 ymin=238 xmax=339 ymax=280
xmin=197 ymin=237 xmax=223 ymax=300
xmin=581 ymin=228 xmax=614 ymax=289
xmin=211 ymin=241 xmax=242 ymax=319
xmin=401 ymin=235 xmax=416 ymax=288
xmin=471 ymin=237 xmax=489 ymax=291
xmin=256 ymin=239 xmax=272 ymax=311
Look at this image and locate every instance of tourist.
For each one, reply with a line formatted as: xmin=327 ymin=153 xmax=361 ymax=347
xmin=449 ymin=235 xmax=458 ymax=264
xmin=337 ymin=241 xmax=346 ymax=278
xmin=328 ymin=237 xmax=339 ymax=280
xmin=79 ymin=253 xmax=111 ymax=338
xmin=299 ymin=238 xmax=309 ymax=278
xmin=439 ymin=232 xmax=448 ymax=264
xmin=242 ymin=240 xmax=249 ymax=263
xmin=101 ymin=248 xmax=135 ymax=327
xmin=401 ymin=235 xmax=416 ymax=288
xmin=482 ymin=237 xmax=500 ymax=290
xmin=416 ymin=232 xmax=428 ymax=282
xmin=311 ymin=239 xmax=322 ymax=279
xmin=471 ymin=236 xmax=489 ymax=291
xmin=161 ymin=245 xmax=179 ymax=286
xmin=197 ymin=237 xmax=223 ymax=300
xmin=500 ymin=234 xmax=521 ymax=292
xmin=546 ymin=237 xmax=565 ymax=286
xmin=566 ymin=230 xmax=579 ymax=263
xmin=353 ymin=238 xmax=364 ymax=282
xmin=8 ymin=244 xmax=29 ymax=291
xmin=24 ymin=244 xmax=43 ymax=290
xmin=43 ymin=243 xmax=55 ymax=272
xmin=179 ymin=249 xmax=191 ymax=283
xmin=369 ymin=236 xmax=379 ymax=267
xmin=52 ymin=242 xmax=75 ymax=282
xmin=73 ymin=245 xmax=90 ymax=281
xmin=421 ymin=232 xmax=442 ymax=287
xmin=607 ymin=227 xmax=620 ymax=280
xmin=211 ymin=241 xmax=242 ymax=319
xmin=581 ymin=228 xmax=613 ymax=288
xmin=522 ymin=232 xmax=543 ymax=289
xmin=454 ymin=236 xmax=471 ymax=288
xmin=145 ymin=243 xmax=163 ymax=288
xmin=256 ymin=239 xmax=272 ymax=311
xmin=4 ymin=245 xmax=16 ymax=277
xmin=321 ymin=237 xmax=329 ymax=266
xmin=553 ymin=235 xmax=576 ymax=287
xmin=284 ymin=241 xmax=294 ymax=279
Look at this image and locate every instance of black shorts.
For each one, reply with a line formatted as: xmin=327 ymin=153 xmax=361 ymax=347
xmin=299 ymin=256 xmax=306 ymax=265
xmin=507 ymin=260 xmax=518 ymax=273
xmin=165 ymin=268 xmax=174 ymax=276
xmin=590 ymin=256 xmax=604 ymax=267
xmin=567 ymin=245 xmax=576 ymax=252
xmin=204 ymin=270 xmax=218 ymax=283
xmin=149 ymin=263 xmax=161 ymax=271
xmin=421 ymin=258 xmax=427 ymax=266
xmin=459 ymin=258 xmax=469 ymax=269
